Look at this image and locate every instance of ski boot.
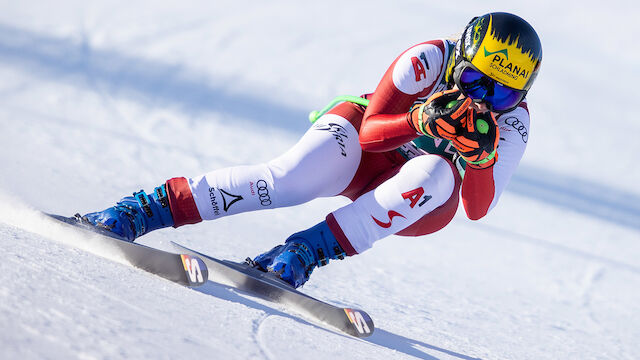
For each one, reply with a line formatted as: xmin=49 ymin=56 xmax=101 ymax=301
xmin=81 ymin=185 xmax=174 ymax=241
xmin=252 ymin=220 xmax=346 ymax=288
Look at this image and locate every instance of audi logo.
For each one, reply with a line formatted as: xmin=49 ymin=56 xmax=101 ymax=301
xmin=256 ymin=180 xmax=272 ymax=206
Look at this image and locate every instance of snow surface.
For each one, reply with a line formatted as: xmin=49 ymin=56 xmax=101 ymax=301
xmin=1 ymin=1 xmax=639 ymax=359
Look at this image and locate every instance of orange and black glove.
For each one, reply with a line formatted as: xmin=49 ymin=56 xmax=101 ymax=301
xmin=452 ymin=110 xmax=500 ymax=169
xmin=408 ymin=89 xmax=473 ymax=140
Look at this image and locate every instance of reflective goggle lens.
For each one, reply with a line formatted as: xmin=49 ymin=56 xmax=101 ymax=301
xmin=459 ymin=67 xmax=523 ymax=112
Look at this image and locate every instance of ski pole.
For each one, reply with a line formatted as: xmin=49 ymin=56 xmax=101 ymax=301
xmin=308 ymin=95 xmax=370 ymax=123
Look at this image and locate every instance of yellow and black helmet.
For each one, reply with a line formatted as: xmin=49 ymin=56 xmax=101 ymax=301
xmin=446 ymin=12 xmax=542 ymax=112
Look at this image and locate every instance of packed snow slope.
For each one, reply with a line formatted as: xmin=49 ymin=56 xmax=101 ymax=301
xmin=1 ymin=1 xmax=639 ymax=359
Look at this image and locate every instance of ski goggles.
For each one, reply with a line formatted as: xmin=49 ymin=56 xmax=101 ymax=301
xmin=453 ymin=62 xmax=527 ymax=113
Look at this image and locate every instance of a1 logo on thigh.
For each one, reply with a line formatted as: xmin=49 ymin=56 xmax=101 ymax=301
xmin=402 ymin=187 xmax=431 ymax=208
xmin=370 ymin=187 xmax=432 ymax=229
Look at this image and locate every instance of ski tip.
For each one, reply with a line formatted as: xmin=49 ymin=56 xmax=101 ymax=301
xmin=43 ymin=212 xmax=81 ymax=225
xmin=343 ymin=308 xmax=375 ymax=337
xmin=171 ymin=241 xmax=191 ymax=253
xmin=44 ymin=212 xmax=131 ymax=242
xmin=180 ymin=254 xmax=209 ymax=287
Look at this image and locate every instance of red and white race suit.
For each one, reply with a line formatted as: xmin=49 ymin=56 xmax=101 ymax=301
xmin=165 ymin=39 xmax=530 ymax=255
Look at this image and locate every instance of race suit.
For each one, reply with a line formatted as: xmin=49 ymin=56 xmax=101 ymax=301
xmin=164 ymin=39 xmax=530 ymax=255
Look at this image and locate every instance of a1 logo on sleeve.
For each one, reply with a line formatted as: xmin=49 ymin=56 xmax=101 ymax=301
xmin=392 ymin=44 xmax=444 ymax=95
xmin=411 ymin=52 xmax=430 ymax=81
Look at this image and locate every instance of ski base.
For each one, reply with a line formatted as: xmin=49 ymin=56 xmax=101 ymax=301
xmin=171 ymin=242 xmax=374 ymax=338
xmin=45 ymin=213 xmax=208 ymax=287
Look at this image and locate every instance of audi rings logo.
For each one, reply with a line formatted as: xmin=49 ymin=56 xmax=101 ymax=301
xmin=256 ymin=180 xmax=272 ymax=206
xmin=503 ymin=116 xmax=528 ymax=143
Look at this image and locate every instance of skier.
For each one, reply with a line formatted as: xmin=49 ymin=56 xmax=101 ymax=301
xmin=80 ymin=12 xmax=542 ymax=288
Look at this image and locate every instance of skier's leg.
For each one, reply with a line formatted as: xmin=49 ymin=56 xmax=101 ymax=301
xmin=330 ymin=154 xmax=461 ymax=253
xmin=254 ymin=154 xmax=461 ymax=287
xmin=178 ymin=112 xmax=363 ymax=223
xmin=81 ymin=108 xmax=363 ymax=241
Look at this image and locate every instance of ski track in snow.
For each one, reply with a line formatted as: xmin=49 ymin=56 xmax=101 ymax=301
xmin=1 ymin=1 xmax=639 ymax=359
xmin=579 ymin=266 xmax=606 ymax=327
xmin=254 ymin=314 xmax=274 ymax=360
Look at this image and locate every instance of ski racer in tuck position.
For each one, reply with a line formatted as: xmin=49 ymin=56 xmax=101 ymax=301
xmin=79 ymin=12 xmax=542 ymax=288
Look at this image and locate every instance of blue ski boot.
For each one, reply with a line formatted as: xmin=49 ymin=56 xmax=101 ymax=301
xmin=81 ymin=185 xmax=174 ymax=242
xmin=252 ymin=220 xmax=346 ymax=288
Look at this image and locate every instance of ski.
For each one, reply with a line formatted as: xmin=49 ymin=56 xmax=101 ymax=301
xmin=45 ymin=214 xmax=208 ymax=287
xmin=171 ymin=242 xmax=375 ymax=338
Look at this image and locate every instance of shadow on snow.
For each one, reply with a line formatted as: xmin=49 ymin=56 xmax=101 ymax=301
xmin=508 ymin=165 xmax=640 ymax=231
xmin=195 ymin=281 xmax=481 ymax=360
xmin=0 ymin=23 xmax=310 ymax=135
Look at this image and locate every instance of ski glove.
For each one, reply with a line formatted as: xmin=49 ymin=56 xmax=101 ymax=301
xmin=408 ymin=89 xmax=473 ymax=140
xmin=452 ymin=110 xmax=500 ymax=169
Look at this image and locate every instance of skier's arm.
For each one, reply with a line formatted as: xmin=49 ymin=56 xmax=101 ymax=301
xmin=359 ymin=41 xmax=451 ymax=152
xmin=461 ymin=104 xmax=530 ymax=219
